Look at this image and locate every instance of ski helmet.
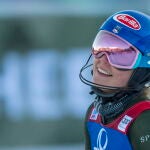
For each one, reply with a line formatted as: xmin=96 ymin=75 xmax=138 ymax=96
xmin=79 ymin=10 xmax=150 ymax=92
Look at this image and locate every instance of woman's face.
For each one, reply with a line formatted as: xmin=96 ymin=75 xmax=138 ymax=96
xmin=93 ymin=54 xmax=133 ymax=88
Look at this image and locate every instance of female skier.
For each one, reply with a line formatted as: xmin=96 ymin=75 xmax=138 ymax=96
xmin=79 ymin=10 xmax=150 ymax=150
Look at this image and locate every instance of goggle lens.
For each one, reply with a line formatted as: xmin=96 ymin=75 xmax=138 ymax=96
xmin=92 ymin=30 xmax=141 ymax=69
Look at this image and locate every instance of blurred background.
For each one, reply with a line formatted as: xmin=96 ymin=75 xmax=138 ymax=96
xmin=0 ymin=0 xmax=149 ymax=150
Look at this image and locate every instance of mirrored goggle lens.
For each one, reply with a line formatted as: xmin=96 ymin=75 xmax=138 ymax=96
xmin=92 ymin=30 xmax=141 ymax=69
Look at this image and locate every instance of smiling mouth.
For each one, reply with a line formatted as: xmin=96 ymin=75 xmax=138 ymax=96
xmin=97 ymin=67 xmax=112 ymax=76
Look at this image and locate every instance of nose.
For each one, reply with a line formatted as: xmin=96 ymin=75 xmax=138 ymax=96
xmin=98 ymin=53 xmax=110 ymax=65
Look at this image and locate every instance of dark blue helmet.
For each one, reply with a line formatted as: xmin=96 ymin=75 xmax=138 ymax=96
xmin=79 ymin=10 xmax=150 ymax=93
xmin=100 ymin=10 xmax=150 ymax=56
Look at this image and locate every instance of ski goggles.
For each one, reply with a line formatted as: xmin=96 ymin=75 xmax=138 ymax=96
xmin=92 ymin=30 xmax=142 ymax=69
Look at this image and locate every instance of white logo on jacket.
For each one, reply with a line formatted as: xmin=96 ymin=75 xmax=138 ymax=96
xmin=118 ymin=115 xmax=133 ymax=132
xmin=90 ymin=108 xmax=99 ymax=120
xmin=94 ymin=128 xmax=108 ymax=150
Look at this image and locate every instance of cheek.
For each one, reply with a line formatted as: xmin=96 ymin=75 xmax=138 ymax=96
xmin=114 ymin=70 xmax=133 ymax=86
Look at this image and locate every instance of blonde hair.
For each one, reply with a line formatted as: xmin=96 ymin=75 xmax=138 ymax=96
xmin=143 ymin=88 xmax=150 ymax=99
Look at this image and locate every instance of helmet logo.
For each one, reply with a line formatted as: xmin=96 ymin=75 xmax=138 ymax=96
xmin=113 ymin=14 xmax=141 ymax=30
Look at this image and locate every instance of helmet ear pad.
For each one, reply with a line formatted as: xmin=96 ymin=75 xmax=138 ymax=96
xmin=128 ymin=68 xmax=150 ymax=90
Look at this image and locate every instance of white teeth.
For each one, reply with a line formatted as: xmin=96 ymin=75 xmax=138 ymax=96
xmin=97 ymin=68 xmax=112 ymax=76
